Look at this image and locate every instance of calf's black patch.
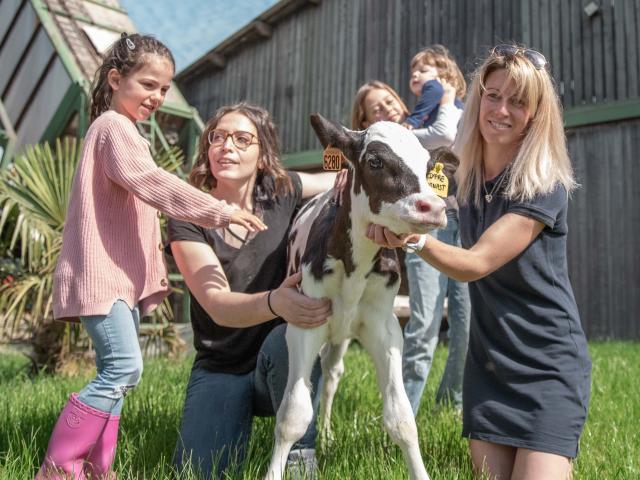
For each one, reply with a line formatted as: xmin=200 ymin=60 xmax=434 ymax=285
xmin=301 ymin=172 xmax=355 ymax=281
xmin=367 ymin=247 xmax=400 ymax=288
xmin=353 ymin=141 xmax=421 ymax=214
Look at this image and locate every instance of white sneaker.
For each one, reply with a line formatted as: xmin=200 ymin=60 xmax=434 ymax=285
xmin=286 ymin=448 xmax=318 ymax=480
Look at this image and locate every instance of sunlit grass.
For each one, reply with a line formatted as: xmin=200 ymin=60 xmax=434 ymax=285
xmin=0 ymin=342 xmax=637 ymax=479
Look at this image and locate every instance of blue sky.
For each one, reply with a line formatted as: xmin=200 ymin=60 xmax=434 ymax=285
xmin=120 ymin=0 xmax=278 ymax=72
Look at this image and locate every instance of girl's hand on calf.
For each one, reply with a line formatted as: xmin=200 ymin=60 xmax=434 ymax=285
xmin=272 ymin=272 xmax=331 ymax=328
xmin=229 ymin=209 xmax=267 ymax=232
xmin=332 ymin=168 xmax=349 ymax=204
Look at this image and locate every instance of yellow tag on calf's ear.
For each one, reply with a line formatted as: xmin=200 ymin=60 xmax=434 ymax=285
xmin=427 ymin=162 xmax=449 ymax=198
xmin=323 ymin=146 xmax=345 ymax=171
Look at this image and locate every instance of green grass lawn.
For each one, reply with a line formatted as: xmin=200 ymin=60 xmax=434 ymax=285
xmin=0 ymin=342 xmax=638 ymax=479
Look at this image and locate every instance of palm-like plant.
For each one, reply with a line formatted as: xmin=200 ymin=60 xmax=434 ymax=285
xmin=0 ymin=137 xmax=185 ymax=372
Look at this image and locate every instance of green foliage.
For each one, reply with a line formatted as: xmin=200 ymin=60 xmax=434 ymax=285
xmin=0 ymin=137 xmax=186 ymax=369
xmin=0 ymin=343 xmax=638 ymax=479
xmin=0 ymin=138 xmax=77 ymax=336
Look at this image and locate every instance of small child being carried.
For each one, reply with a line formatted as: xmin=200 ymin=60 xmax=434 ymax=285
xmin=403 ymin=44 xmax=466 ymax=130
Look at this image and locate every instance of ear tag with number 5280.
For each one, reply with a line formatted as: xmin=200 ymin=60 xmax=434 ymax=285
xmin=427 ymin=162 xmax=449 ymax=198
xmin=323 ymin=146 xmax=345 ymax=171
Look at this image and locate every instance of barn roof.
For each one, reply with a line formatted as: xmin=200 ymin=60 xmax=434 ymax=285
xmin=176 ymin=0 xmax=320 ymax=81
xmin=0 ymin=0 xmax=200 ymax=166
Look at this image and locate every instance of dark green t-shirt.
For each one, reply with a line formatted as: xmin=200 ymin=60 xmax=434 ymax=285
xmin=167 ymin=172 xmax=302 ymax=374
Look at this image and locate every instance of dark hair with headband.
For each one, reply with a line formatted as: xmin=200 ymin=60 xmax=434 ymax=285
xmin=90 ymin=33 xmax=175 ymax=122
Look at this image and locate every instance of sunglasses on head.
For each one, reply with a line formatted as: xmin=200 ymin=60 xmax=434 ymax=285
xmin=492 ymin=44 xmax=547 ymax=70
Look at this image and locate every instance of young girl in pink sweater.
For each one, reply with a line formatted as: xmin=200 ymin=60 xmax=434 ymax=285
xmin=36 ymin=34 xmax=265 ymax=479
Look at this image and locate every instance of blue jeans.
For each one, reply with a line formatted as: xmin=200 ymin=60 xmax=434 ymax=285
xmin=78 ymin=300 xmax=143 ymax=415
xmin=403 ymin=213 xmax=470 ymax=414
xmin=173 ymin=323 xmax=321 ymax=479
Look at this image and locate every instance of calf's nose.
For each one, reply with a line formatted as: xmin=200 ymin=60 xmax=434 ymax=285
xmin=415 ymin=199 xmax=432 ymax=213
xmin=415 ymin=196 xmax=447 ymax=223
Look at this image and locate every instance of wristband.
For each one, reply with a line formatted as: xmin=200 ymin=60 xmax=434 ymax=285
xmin=402 ymin=234 xmax=427 ymax=253
xmin=267 ymin=290 xmax=279 ymax=317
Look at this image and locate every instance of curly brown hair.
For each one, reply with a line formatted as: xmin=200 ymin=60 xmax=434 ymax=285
xmin=410 ymin=44 xmax=467 ymax=100
xmin=90 ymin=33 xmax=175 ymax=122
xmin=189 ymin=103 xmax=293 ymax=203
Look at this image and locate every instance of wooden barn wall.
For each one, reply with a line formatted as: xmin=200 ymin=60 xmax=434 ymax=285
xmin=178 ymin=0 xmax=640 ymax=339
xmin=180 ymin=0 xmax=639 ymax=152
xmin=566 ymin=119 xmax=640 ymax=340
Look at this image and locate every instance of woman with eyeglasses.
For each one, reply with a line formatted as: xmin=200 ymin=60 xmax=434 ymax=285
xmin=367 ymin=45 xmax=591 ymax=479
xmin=168 ymin=103 xmax=337 ymax=479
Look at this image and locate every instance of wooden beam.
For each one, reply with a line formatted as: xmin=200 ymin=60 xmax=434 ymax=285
xmin=206 ymin=52 xmax=226 ymax=69
xmin=252 ymin=20 xmax=272 ymax=38
xmin=282 ymin=149 xmax=323 ymax=170
xmin=564 ymin=99 xmax=640 ymax=128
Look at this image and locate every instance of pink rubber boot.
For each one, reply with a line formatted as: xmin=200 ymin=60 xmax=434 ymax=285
xmin=35 ymin=393 xmax=109 ymax=480
xmin=84 ymin=414 xmax=120 ymax=479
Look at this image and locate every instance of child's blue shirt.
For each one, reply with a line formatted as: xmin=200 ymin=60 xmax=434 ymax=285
xmin=405 ymin=79 xmax=463 ymax=128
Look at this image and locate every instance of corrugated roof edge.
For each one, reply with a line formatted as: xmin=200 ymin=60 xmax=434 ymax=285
xmin=176 ymin=0 xmax=321 ymax=81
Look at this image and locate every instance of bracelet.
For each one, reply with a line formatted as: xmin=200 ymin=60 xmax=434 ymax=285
xmin=402 ymin=234 xmax=427 ymax=253
xmin=267 ymin=290 xmax=279 ymax=317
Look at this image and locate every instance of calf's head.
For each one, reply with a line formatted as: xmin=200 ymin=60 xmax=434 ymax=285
xmin=310 ymin=114 xmax=447 ymax=234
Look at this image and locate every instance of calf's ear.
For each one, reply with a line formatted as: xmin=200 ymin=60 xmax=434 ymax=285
xmin=427 ymin=147 xmax=459 ymax=182
xmin=310 ymin=114 xmax=363 ymax=163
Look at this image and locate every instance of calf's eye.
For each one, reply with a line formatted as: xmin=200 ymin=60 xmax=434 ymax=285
xmin=366 ymin=154 xmax=383 ymax=169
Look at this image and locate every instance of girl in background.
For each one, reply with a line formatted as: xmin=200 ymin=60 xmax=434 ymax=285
xmin=403 ymin=45 xmax=471 ymax=414
xmin=351 ymin=78 xmax=460 ymax=150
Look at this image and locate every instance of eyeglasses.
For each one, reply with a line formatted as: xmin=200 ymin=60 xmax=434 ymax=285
xmin=492 ymin=44 xmax=547 ymax=70
xmin=208 ymin=129 xmax=259 ymax=151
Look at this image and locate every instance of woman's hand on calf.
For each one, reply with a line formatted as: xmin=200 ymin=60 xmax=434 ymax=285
xmin=271 ymin=272 xmax=331 ymax=328
xmin=366 ymin=224 xmax=418 ymax=249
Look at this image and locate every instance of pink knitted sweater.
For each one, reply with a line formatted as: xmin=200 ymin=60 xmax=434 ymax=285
xmin=53 ymin=110 xmax=234 ymax=321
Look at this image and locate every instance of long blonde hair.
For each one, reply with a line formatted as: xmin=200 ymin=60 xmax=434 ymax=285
xmin=454 ymin=46 xmax=576 ymax=207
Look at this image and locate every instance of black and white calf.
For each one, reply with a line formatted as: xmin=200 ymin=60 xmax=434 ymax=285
xmin=265 ymin=115 xmax=448 ymax=480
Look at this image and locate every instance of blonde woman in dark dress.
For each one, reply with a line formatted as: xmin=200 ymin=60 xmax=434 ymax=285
xmin=367 ymin=45 xmax=591 ymax=479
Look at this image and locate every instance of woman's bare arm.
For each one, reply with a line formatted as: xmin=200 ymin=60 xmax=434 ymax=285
xmin=367 ymin=213 xmax=544 ymax=282
xmin=171 ymin=240 xmax=331 ymax=328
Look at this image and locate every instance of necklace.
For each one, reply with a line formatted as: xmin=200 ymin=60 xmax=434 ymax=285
xmin=224 ymin=227 xmax=248 ymax=243
xmin=483 ymin=168 xmax=508 ymax=203
xmin=219 ymin=202 xmax=261 ymax=247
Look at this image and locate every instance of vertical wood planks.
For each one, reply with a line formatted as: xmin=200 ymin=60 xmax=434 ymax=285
xmin=175 ymin=0 xmax=640 ymax=339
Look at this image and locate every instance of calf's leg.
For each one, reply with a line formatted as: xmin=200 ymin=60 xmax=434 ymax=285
xmin=265 ymin=324 xmax=327 ymax=480
xmin=359 ymin=315 xmax=431 ymax=480
xmin=318 ymin=339 xmax=350 ymax=445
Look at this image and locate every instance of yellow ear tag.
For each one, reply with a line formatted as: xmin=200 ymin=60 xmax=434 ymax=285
xmin=323 ymin=146 xmax=345 ymax=171
xmin=427 ymin=162 xmax=449 ymax=198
